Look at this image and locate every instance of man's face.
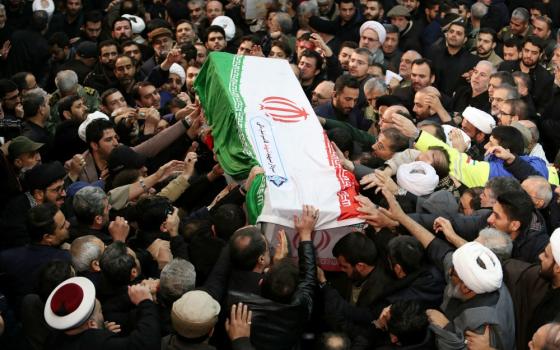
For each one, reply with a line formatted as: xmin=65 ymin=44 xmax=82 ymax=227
xmin=45 ymin=179 xmax=66 ymax=208
xmin=51 ymin=210 xmax=70 ymax=245
xmin=497 ymin=102 xmax=514 ymax=126
xmin=104 ymin=91 xmax=127 ymax=113
xmin=402 ymin=0 xmax=418 ymax=11
xmin=487 ymin=202 xmax=514 ymax=234
xmin=461 ymin=118 xmax=478 ymax=139
xmin=365 ymin=88 xmax=383 ymax=109
xmin=398 ymin=51 xmax=416 ymax=78
xmin=503 ymin=45 xmax=520 ymax=61
xmin=206 ymin=1 xmax=224 ymax=22
xmin=66 ymin=0 xmax=82 ymax=17
xmin=470 ymin=63 xmax=492 ymax=93
xmin=371 ymin=133 xmax=394 ymax=160
xmin=410 ymin=63 xmax=433 ymax=92
xmin=349 ymin=52 xmax=369 ymax=80
xmin=383 ymin=32 xmax=398 ymax=54
xmin=487 ymin=76 xmax=501 ymax=99
xmin=195 ymin=44 xmax=208 ymax=65
xmin=521 ymin=42 xmax=541 ymax=69
xmin=114 ymin=56 xmax=136 ymax=85
xmin=552 ymin=48 xmax=560 ymax=68
xmin=510 ymin=17 xmax=527 ymax=35
xmin=15 ymin=151 xmax=41 ymax=171
xmin=0 ymin=10 xmax=6 ymax=28
xmin=69 ymin=99 xmax=88 ymax=121
xmin=2 ymin=89 xmax=21 ymax=111
xmin=166 ymin=73 xmax=183 ymax=95
xmin=298 ymin=56 xmax=319 ymax=82
xmin=538 ymin=244 xmax=556 ymax=281
xmin=479 ymin=187 xmax=495 ymax=208
xmin=269 ymin=45 xmax=287 ymax=59
xmin=186 ymin=66 xmax=199 ymax=93
xmin=176 ymin=22 xmax=196 ymax=44
xmin=458 ymin=4 xmax=469 ymax=21
xmin=425 ymin=5 xmax=439 ymax=22
xmin=188 ymin=2 xmax=203 ymax=22
xmin=100 ymin=45 xmax=118 ymax=68
xmin=413 ymin=92 xmax=431 ymax=118
xmin=491 ymin=88 xmax=509 ymax=116
xmin=112 ymin=20 xmax=132 ymax=41
xmin=237 ymin=40 xmax=253 ymax=55
xmin=334 ymin=87 xmax=359 ymax=115
xmin=364 ymin=0 xmax=382 ymax=21
xmin=445 ymin=24 xmax=466 ymax=49
xmin=84 ymin=21 xmax=102 ymax=41
xmin=138 ymin=85 xmax=161 ymax=108
xmin=359 ymin=28 xmax=380 ymax=51
xmin=339 ymin=2 xmax=356 ymax=22
xmin=311 ymin=83 xmax=332 ymax=107
xmin=476 ymin=33 xmax=495 ymax=56
xmin=50 ymin=44 xmax=68 ymax=62
xmin=317 ymin=0 xmax=332 ymax=16
xmin=460 ymin=192 xmax=474 ymax=215
xmin=122 ymin=44 xmax=141 ymax=63
xmin=532 ymin=18 xmax=550 ymax=40
xmin=338 ymin=47 xmax=355 ymax=71
xmin=94 ymin=128 xmax=119 ymax=159
xmin=206 ymin=31 xmax=226 ymax=52
xmin=336 ymin=255 xmax=361 ymax=281
xmin=391 ymin=16 xmax=408 ymax=32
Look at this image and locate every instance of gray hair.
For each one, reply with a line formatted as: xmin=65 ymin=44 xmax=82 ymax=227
xmin=470 ymin=2 xmax=488 ymax=20
xmin=511 ymin=7 xmax=530 ymax=23
xmin=525 ymin=175 xmax=553 ymax=208
xmin=70 ymin=235 xmax=104 ymax=272
xmin=477 ymin=60 xmax=496 ymax=74
xmin=55 ymin=70 xmax=79 ymax=94
xmin=496 ymin=83 xmax=520 ymax=100
xmin=364 ymin=77 xmax=387 ymax=95
xmin=298 ymin=1 xmax=319 ymax=18
xmin=274 ymin=12 xmax=293 ymax=34
xmin=543 ymin=323 xmax=560 ymax=349
xmin=477 ymin=228 xmax=513 ymax=261
xmin=73 ymin=186 xmax=107 ymax=225
xmin=159 ymin=258 xmax=196 ymax=302
xmin=485 ymin=176 xmax=522 ymax=199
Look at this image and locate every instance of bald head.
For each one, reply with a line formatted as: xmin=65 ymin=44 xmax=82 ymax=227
xmin=530 ymin=323 xmax=560 ymax=350
xmin=380 ymin=105 xmax=409 ymax=130
xmin=312 ymin=80 xmax=335 ymax=107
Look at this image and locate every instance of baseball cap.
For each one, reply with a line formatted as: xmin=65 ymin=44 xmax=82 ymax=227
xmin=8 ymin=136 xmax=44 ymax=158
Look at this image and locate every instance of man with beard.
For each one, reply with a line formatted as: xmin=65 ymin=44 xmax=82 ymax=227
xmin=358 ymin=21 xmax=385 ymax=65
xmin=47 ymin=0 xmax=84 ymax=40
xmin=317 ymin=0 xmax=338 ymax=21
xmin=499 ymin=36 xmax=553 ymax=114
xmin=0 ymin=79 xmax=23 ymax=120
xmin=387 ymin=5 xmax=422 ymax=53
xmin=70 ymin=186 xmax=130 ymax=244
xmin=383 ymin=190 xmax=515 ymax=350
xmin=363 ymin=0 xmax=383 ymax=21
xmin=396 ymin=50 xmax=421 ymax=89
xmin=315 ymin=74 xmax=370 ymax=130
xmin=453 ymin=60 xmax=494 ymax=113
xmin=139 ymin=27 xmax=174 ymax=80
xmin=308 ymin=0 xmax=362 ymax=46
xmin=175 ymin=20 xmax=197 ymax=45
xmin=312 ymin=80 xmax=335 ymax=108
xmin=426 ymin=21 xmax=480 ymax=97
xmin=84 ymin=40 xmax=119 ymax=94
xmin=382 ymin=24 xmax=401 ymax=72
xmin=53 ymin=95 xmax=88 ymax=162
xmin=472 ymin=28 xmax=503 ymax=68
xmin=498 ymin=7 xmax=532 ymax=44
xmin=110 ymin=17 xmax=133 ymax=45
xmin=204 ymin=25 xmax=226 ymax=53
xmin=298 ymin=49 xmax=324 ymax=101
xmin=185 ymin=64 xmax=200 ymax=102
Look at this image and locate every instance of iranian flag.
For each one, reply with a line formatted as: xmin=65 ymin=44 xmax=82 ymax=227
xmin=195 ymin=52 xmax=363 ymax=229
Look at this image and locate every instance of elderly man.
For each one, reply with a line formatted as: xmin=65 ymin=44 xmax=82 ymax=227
xmin=70 ymin=235 xmax=105 ymax=287
xmin=311 ymin=80 xmax=335 ymax=107
xmin=490 ymin=83 xmax=519 ymax=117
xmin=397 ymin=50 xmax=421 ymax=88
xmin=498 ymin=7 xmax=532 ymax=43
xmin=453 ymin=60 xmax=494 ymax=113
xmin=381 ymin=190 xmax=515 ymax=350
xmin=358 ymin=20 xmax=385 ymax=64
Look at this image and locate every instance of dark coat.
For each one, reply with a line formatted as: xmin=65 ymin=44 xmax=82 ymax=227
xmin=314 ymin=101 xmax=370 ymax=131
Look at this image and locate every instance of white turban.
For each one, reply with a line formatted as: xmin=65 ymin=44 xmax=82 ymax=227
xmin=396 ymin=161 xmax=439 ymax=196
xmin=452 ymin=241 xmax=503 ymax=294
xmin=212 ymin=16 xmax=236 ymax=42
xmin=33 ymin=0 xmax=54 ymax=18
xmin=359 ymin=21 xmax=386 ymax=45
xmin=78 ymin=111 xmax=110 ymax=142
xmin=462 ymin=106 xmax=495 ymax=134
xmin=169 ymin=63 xmax=186 ymax=85
xmin=550 ymin=228 xmax=560 ymax=265
xmin=121 ymin=14 xmax=146 ymax=34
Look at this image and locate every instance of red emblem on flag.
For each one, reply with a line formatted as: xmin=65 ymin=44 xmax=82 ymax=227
xmin=259 ymin=96 xmax=308 ymax=123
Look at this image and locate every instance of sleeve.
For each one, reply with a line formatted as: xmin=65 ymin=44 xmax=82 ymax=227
xmin=202 ymin=246 xmax=232 ymax=303
xmin=429 ymin=324 xmax=467 ymax=350
xmin=107 ymin=185 xmax=132 ymax=210
xmin=384 ymin=149 xmax=422 ymax=176
xmin=231 ymin=337 xmax=256 ymax=350
xmin=426 ymin=238 xmax=454 ymax=274
xmin=144 ymin=65 xmax=170 ymax=88
xmin=293 ymin=241 xmax=316 ymax=319
xmin=323 ymin=118 xmax=376 ymax=145
xmin=504 ymin=156 xmax=543 ymax=183
xmin=157 ymin=175 xmax=190 ymax=203
xmin=132 ymin=120 xmax=188 ymax=158
xmin=170 ymin=235 xmax=189 ymax=260
xmin=415 ymin=131 xmax=490 ymax=188
xmin=353 ymin=163 xmax=375 ymax=180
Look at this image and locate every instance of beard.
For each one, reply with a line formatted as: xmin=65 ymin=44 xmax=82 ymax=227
xmin=446 ymin=283 xmax=468 ymax=301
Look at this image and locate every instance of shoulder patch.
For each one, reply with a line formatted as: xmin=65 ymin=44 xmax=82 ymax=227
xmin=83 ymin=87 xmax=96 ymax=95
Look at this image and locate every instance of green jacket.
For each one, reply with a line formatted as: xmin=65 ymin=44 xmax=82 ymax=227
xmin=48 ymin=85 xmax=100 ymax=135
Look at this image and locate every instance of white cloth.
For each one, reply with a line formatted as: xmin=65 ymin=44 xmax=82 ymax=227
xmin=396 ymin=161 xmax=439 ymax=196
xmin=78 ymin=111 xmax=110 ymax=142
xmin=452 ymin=241 xmax=503 ymax=294
xmin=462 ymin=106 xmax=495 ymax=134
xmin=212 ymin=16 xmax=236 ymax=42
xmin=550 ymin=228 xmax=560 ymax=265
xmin=32 ymin=0 xmax=54 ymax=18
xmin=121 ymin=14 xmax=145 ymax=34
xmin=359 ymin=21 xmax=386 ymax=44
xmin=530 ymin=143 xmax=549 ymax=164
xmin=169 ymin=63 xmax=186 ymax=85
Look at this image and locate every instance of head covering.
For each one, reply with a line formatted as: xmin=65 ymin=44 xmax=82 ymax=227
xmin=67 ymin=180 xmax=105 ymax=197
xmin=147 ymin=27 xmax=173 ymax=42
xmin=212 ymin=16 xmax=235 ymax=42
xmin=76 ymin=41 xmax=98 ymax=59
xmin=78 ymin=111 xmax=110 ymax=142
xmin=32 ymin=0 xmax=54 ymax=18
xmin=360 ymin=21 xmax=386 ymax=45
xmin=511 ymin=121 xmax=531 ymax=154
xmin=44 ymin=277 xmax=96 ymax=330
xmin=171 ymin=290 xmax=221 ymax=338
xmin=396 ymin=161 xmax=439 ymax=196
xmin=8 ymin=136 xmax=44 ymax=158
xmin=108 ymin=145 xmax=147 ymax=174
xmin=452 ymin=241 xmax=503 ymax=294
xmin=386 ymin=5 xmax=411 ymax=18
xmin=550 ymin=228 xmax=560 ymax=265
xmin=416 ymin=190 xmax=459 ymax=217
xmin=25 ymin=162 xmax=67 ymax=191
xmin=442 ymin=124 xmax=471 ymax=149
xmin=122 ymin=14 xmax=145 ymax=34
xmin=462 ymin=106 xmax=495 ymax=134
xmin=169 ymin=63 xmax=186 ymax=85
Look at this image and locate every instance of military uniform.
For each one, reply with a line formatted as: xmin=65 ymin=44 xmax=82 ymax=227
xmin=497 ymin=25 xmax=533 ymax=43
xmin=47 ymin=85 xmax=100 ymax=135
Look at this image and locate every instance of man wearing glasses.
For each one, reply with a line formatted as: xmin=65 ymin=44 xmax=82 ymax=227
xmin=489 ymin=84 xmax=519 ymax=117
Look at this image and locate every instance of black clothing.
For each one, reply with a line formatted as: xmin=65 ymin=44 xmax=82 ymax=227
xmin=452 ymin=86 xmax=490 ymax=114
xmin=3 ymin=28 xmax=49 ymax=83
xmin=398 ymin=20 xmax=424 ymax=54
xmin=58 ymin=59 xmax=94 ymax=84
xmin=22 ymin=121 xmax=52 ymax=162
xmin=53 ymin=120 xmax=87 ymax=163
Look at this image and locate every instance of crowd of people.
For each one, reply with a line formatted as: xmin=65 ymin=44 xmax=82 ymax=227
xmin=2 ymin=0 xmax=560 ymax=349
